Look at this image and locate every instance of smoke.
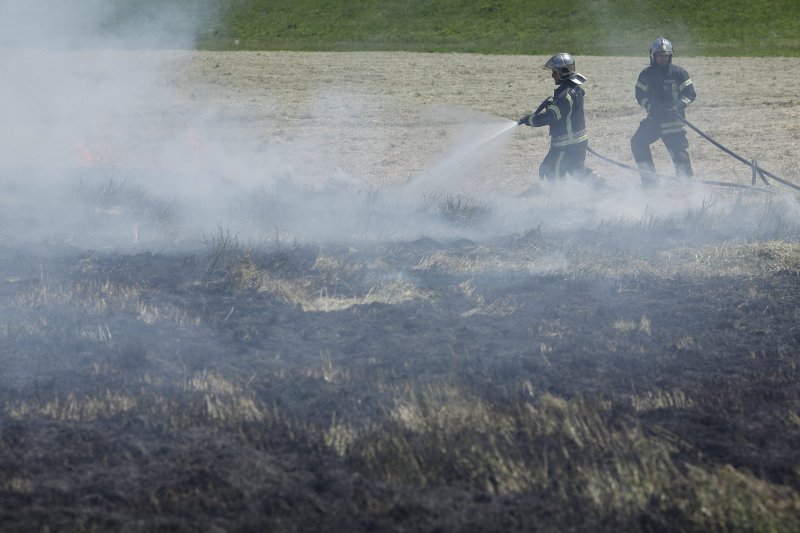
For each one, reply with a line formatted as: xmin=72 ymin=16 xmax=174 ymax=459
xmin=0 ymin=0 xmax=221 ymax=49
xmin=0 ymin=1 xmax=223 ymax=247
xmin=0 ymin=2 xmax=798 ymax=251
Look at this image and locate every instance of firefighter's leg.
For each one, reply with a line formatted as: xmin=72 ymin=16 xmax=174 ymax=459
xmin=663 ymin=131 xmax=693 ymax=177
xmin=538 ymin=153 xmax=552 ymax=179
xmin=565 ymin=142 xmax=606 ymax=188
xmin=538 ymin=148 xmax=565 ymax=179
xmin=631 ymin=119 xmax=661 ymax=186
xmin=557 ymin=144 xmax=582 ymax=176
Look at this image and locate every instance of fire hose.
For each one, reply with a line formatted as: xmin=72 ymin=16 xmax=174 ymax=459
xmin=672 ymin=113 xmax=800 ymax=193
xmin=586 ymin=110 xmax=800 ymax=195
xmin=519 ymin=107 xmax=795 ymax=195
xmin=586 ymin=145 xmax=775 ymax=194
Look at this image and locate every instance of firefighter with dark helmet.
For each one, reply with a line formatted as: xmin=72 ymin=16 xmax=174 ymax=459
xmin=518 ymin=53 xmax=603 ymax=186
xmin=631 ymin=37 xmax=696 ymax=186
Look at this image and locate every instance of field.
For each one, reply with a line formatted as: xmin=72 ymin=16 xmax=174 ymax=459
xmin=2 ymin=51 xmax=800 ymax=531
xmin=211 ymin=0 xmax=800 ymax=56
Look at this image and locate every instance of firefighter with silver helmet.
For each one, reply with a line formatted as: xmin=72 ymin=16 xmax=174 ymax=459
xmin=631 ymin=37 xmax=696 ymax=186
xmin=518 ymin=53 xmax=602 ymax=185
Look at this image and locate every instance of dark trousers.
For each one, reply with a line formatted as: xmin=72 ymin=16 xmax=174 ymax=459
xmin=539 ymin=141 xmax=589 ymax=179
xmin=631 ymin=117 xmax=693 ymax=184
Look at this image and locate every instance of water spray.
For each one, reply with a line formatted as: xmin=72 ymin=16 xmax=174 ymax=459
xmin=403 ymin=119 xmax=518 ymax=195
xmin=470 ymin=120 xmax=519 ymax=150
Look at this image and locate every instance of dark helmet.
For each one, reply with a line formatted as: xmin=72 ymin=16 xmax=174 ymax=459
xmin=650 ymin=37 xmax=673 ymax=65
xmin=543 ymin=53 xmax=585 ymax=83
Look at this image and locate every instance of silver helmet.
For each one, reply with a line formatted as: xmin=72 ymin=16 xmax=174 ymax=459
xmin=543 ymin=53 xmax=585 ymax=83
xmin=650 ymin=37 xmax=673 ymax=65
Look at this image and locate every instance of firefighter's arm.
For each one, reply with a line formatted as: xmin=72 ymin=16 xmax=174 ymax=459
xmin=635 ymin=82 xmax=651 ymax=112
xmin=529 ymin=94 xmax=569 ymax=127
xmin=635 ymin=74 xmax=651 ymax=112
xmin=676 ymin=73 xmax=696 ymax=110
xmin=518 ymin=96 xmax=554 ymax=127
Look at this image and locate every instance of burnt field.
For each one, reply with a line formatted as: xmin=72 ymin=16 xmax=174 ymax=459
xmin=1 ymin=52 xmax=800 ymax=531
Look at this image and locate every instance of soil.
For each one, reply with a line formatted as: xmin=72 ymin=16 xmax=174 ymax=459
xmin=1 ymin=51 xmax=799 ymax=532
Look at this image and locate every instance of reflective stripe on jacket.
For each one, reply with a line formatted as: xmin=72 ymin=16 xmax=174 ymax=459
xmin=528 ymin=80 xmax=589 ymax=147
xmin=635 ymin=63 xmax=696 ymax=126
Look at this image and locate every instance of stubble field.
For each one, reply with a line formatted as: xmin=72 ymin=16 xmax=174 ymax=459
xmin=1 ymin=52 xmax=800 ymax=532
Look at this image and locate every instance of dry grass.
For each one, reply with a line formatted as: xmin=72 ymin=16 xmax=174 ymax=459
xmin=1 ymin=52 xmax=800 ymax=531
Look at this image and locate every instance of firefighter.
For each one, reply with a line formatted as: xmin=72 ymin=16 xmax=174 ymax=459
xmin=631 ymin=37 xmax=696 ymax=186
xmin=518 ymin=53 xmax=602 ymax=186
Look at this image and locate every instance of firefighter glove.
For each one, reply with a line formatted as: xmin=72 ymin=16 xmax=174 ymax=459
xmin=518 ymin=114 xmax=533 ymax=126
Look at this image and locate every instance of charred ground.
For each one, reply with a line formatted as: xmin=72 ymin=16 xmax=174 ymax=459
xmin=1 ymin=52 xmax=800 ymax=531
xmin=2 ymin=226 xmax=800 ymax=531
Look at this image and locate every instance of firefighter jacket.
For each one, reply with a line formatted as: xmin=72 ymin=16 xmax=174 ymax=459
xmin=635 ymin=63 xmax=696 ymax=134
xmin=521 ymin=80 xmax=588 ymax=148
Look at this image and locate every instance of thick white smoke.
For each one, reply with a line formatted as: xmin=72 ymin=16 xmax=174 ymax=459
xmin=0 ymin=2 xmax=797 ymax=250
xmin=0 ymin=1 xmax=224 ymax=247
xmin=0 ymin=1 xmax=219 ymax=49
